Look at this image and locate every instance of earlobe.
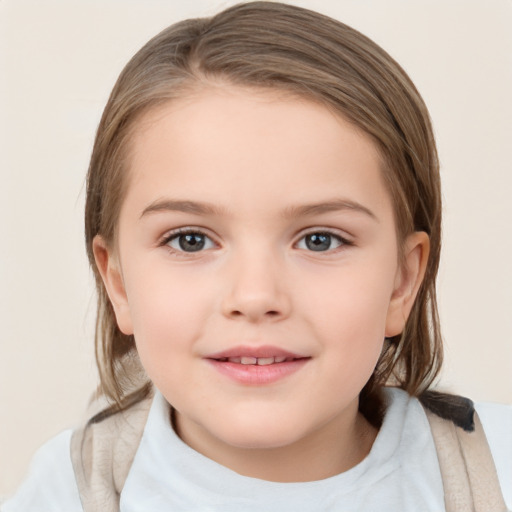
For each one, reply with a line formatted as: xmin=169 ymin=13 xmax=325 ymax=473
xmin=385 ymin=231 xmax=430 ymax=337
xmin=92 ymin=235 xmax=134 ymax=335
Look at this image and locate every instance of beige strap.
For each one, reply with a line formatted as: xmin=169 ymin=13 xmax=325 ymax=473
xmin=70 ymin=394 xmax=153 ymax=512
xmin=71 ymin=392 xmax=508 ymax=511
xmin=426 ymin=409 xmax=508 ymax=512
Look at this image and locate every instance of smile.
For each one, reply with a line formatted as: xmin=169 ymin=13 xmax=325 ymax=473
xmin=205 ymin=346 xmax=310 ymax=385
xmin=214 ymin=356 xmax=295 ymax=365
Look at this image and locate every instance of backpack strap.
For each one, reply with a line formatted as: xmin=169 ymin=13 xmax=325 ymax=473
xmin=70 ymin=389 xmax=508 ymax=512
xmin=70 ymin=390 xmax=154 ymax=512
xmin=421 ymin=391 xmax=508 ymax=512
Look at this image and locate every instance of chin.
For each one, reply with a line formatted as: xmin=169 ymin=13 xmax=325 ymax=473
xmin=210 ymin=416 xmax=307 ymax=450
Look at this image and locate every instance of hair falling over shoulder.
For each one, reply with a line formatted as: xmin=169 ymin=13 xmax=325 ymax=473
xmin=85 ymin=1 xmax=442 ymax=424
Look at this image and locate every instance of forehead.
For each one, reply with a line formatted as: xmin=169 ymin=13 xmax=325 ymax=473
xmin=124 ymin=85 xmax=392 ymax=221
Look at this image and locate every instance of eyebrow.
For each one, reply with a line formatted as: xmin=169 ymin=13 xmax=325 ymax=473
xmin=140 ymin=199 xmax=226 ymax=218
xmin=282 ymin=199 xmax=378 ymax=221
xmin=140 ymin=198 xmax=377 ymax=221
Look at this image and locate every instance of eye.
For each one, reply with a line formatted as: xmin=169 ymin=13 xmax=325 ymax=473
xmin=164 ymin=230 xmax=216 ymax=253
xmin=296 ymin=231 xmax=346 ymax=252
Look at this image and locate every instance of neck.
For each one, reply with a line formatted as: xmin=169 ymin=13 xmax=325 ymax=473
xmin=174 ymin=405 xmax=378 ymax=483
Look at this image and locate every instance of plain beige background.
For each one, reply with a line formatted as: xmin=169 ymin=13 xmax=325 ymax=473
xmin=1 ymin=0 xmax=511 ymax=498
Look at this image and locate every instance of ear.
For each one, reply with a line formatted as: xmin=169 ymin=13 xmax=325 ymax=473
xmin=385 ymin=231 xmax=430 ymax=337
xmin=92 ymin=235 xmax=134 ymax=335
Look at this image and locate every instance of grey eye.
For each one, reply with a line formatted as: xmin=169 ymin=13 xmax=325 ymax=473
xmin=297 ymin=232 xmax=343 ymax=252
xmin=167 ymin=232 xmax=215 ymax=252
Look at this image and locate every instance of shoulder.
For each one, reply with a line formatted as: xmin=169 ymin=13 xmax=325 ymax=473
xmin=411 ymin=390 xmax=512 ymax=510
xmin=475 ymin=400 xmax=512 ymax=508
xmin=384 ymin=388 xmax=512 ymax=509
xmin=1 ymin=429 xmax=82 ymax=512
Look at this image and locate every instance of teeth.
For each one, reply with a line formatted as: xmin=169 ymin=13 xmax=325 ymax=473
xmin=256 ymin=357 xmax=275 ymax=366
xmin=224 ymin=356 xmax=291 ymax=365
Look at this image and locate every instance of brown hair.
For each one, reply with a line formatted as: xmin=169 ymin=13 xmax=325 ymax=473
xmin=85 ymin=1 xmax=442 ymax=424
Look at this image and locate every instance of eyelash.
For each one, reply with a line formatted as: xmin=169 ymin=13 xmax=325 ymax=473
xmin=159 ymin=227 xmax=353 ymax=255
xmin=295 ymin=229 xmax=352 ymax=253
xmin=160 ymin=228 xmax=218 ymax=256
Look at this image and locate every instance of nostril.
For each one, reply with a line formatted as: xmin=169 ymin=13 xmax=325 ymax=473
xmin=228 ymin=309 xmax=281 ymax=319
xmin=223 ymin=292 xmax=290 ymax=320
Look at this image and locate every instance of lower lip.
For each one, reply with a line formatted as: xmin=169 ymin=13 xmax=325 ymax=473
xmin=206 ymin=358 xmax=309 ymax=385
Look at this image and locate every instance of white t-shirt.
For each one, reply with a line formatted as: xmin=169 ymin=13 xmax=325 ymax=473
xmin=3 ymin=388 xmax=511 ymax=511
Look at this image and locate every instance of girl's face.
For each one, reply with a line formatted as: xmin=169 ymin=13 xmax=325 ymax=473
xmin=95 ymin=85 xmax=427 ymax=479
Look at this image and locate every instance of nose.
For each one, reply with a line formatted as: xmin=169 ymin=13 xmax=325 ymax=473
xmin=221 ymin=249 xmax=291 ymax=323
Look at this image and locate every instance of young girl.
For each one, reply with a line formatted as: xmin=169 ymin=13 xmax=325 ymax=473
xmin=4 ymin=2 xmax=511 ymax=511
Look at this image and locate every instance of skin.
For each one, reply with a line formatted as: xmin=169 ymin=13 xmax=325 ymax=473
xmin=94 ymin=85 xmax=429 ymax=482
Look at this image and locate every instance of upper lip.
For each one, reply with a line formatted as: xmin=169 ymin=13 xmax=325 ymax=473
xmin=206 ymin=345 xmax=307 ymax=360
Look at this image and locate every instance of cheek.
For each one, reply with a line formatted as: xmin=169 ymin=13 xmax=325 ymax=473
xmin=295 ymin=257 xmax=397 ymax=379
xmin=122 ymin=262 xmax=213 ymax=369
xmin=298 ymin=259 xmax=397 ymax=337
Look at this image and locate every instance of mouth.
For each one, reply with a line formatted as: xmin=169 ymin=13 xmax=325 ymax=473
xmin=205 ymin=346 xmax=310 ymax=385
xmin=212 ymin=355 xmax=303 ymax=366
